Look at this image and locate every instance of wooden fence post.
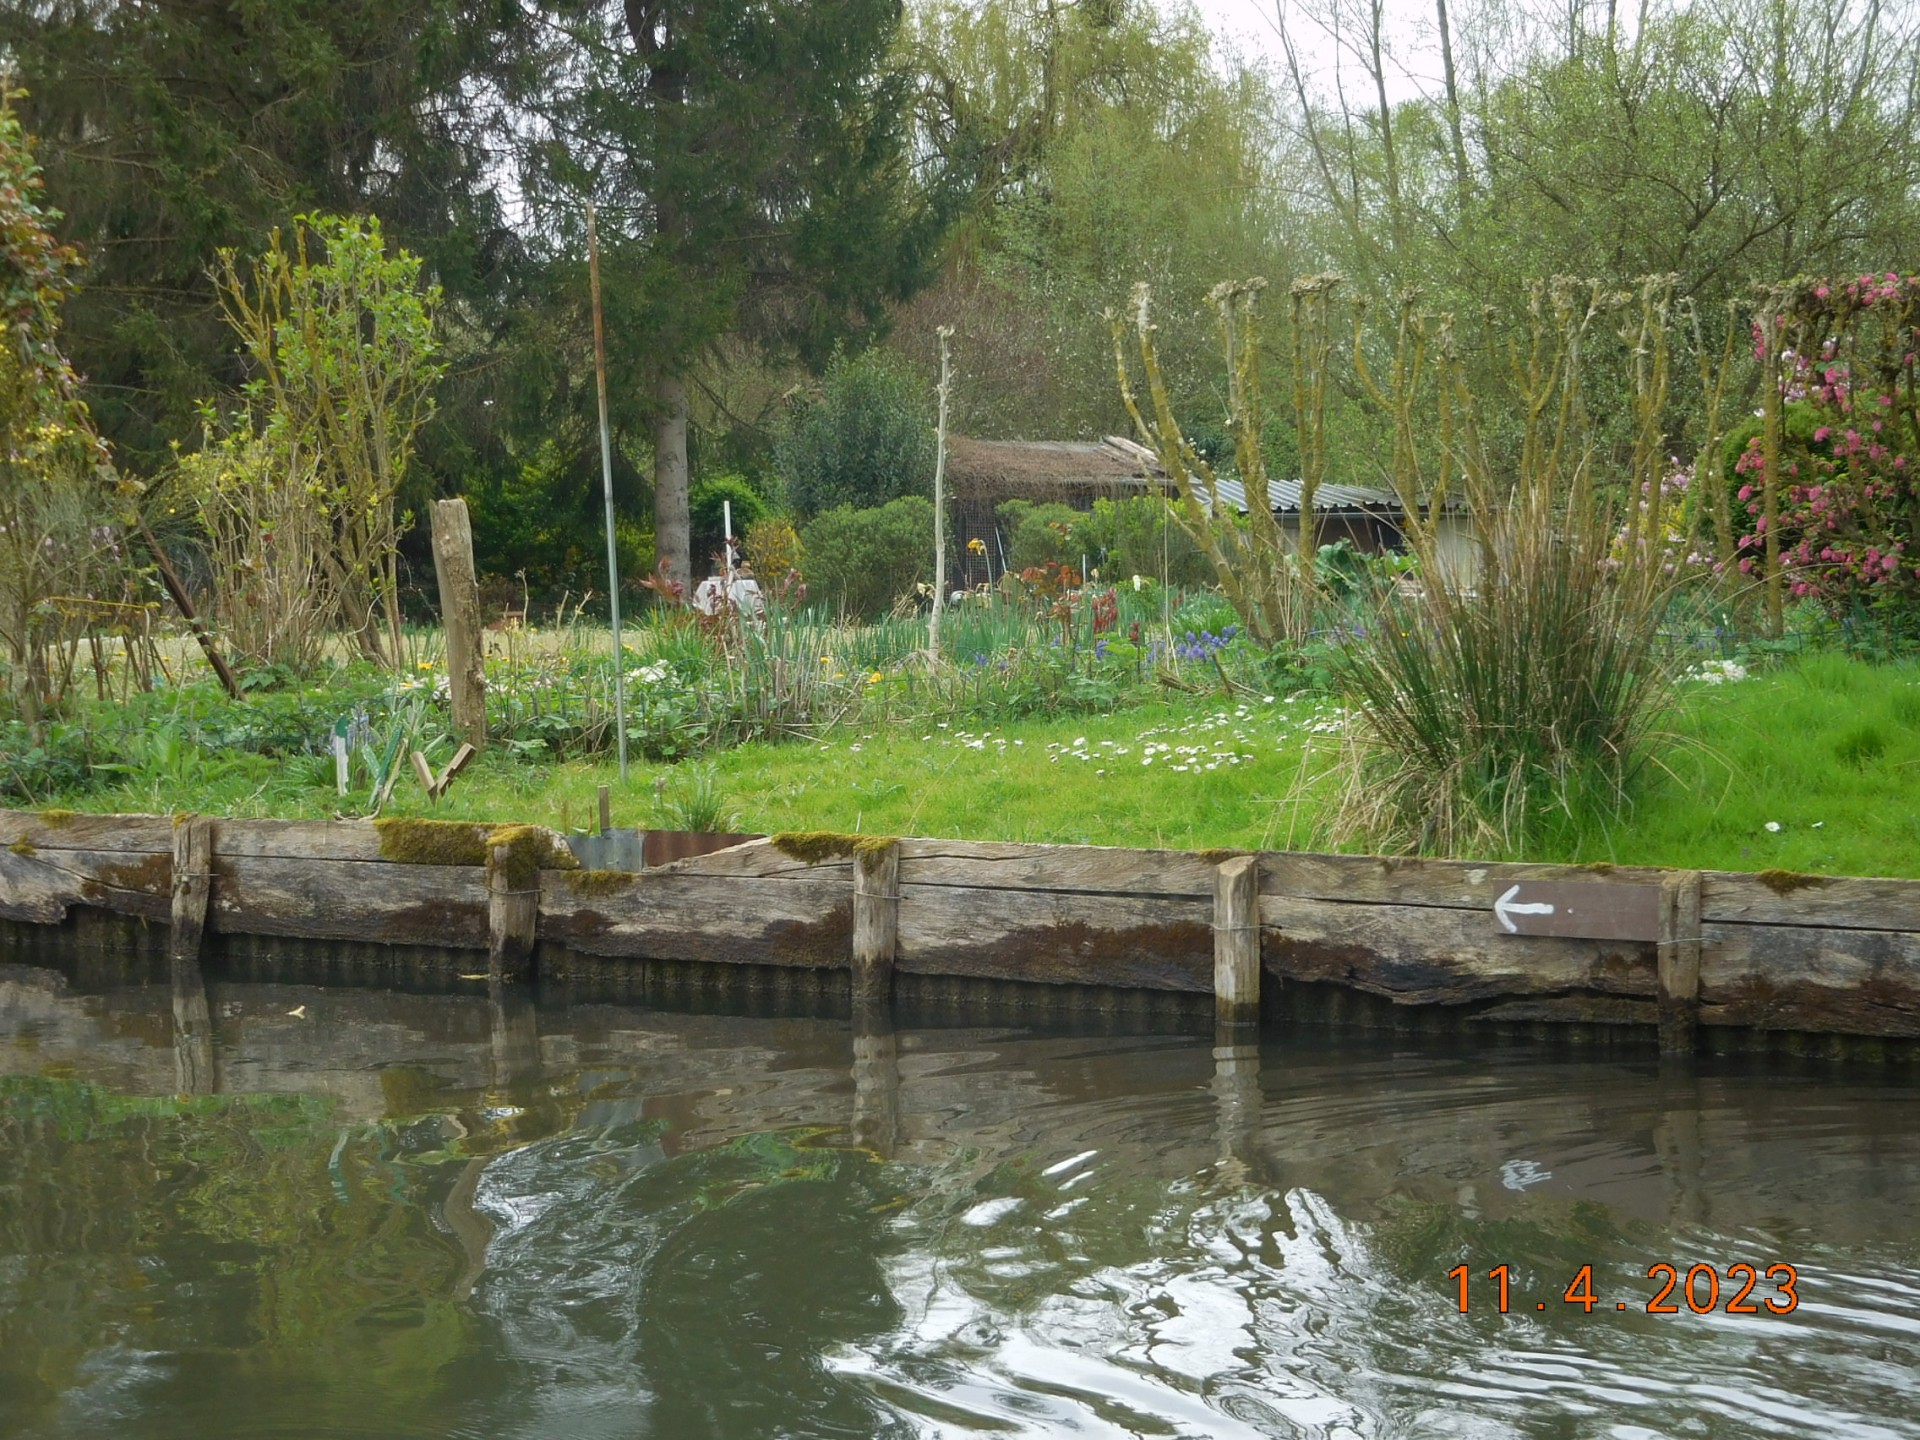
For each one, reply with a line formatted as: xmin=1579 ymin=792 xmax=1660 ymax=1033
xmin=170 ymin=815 xmax=213 ymax=964
xmin=487 ymin=844 xmax=539 ymax=979
xmin=852 ymin=841 xmax=900 ymax=1005
xmin=1214 ymin=853 xmax=1261 ymax=1030
xmin=1658 ymin=870 xmax=1703 ymax=1055
xmin=431 ymin=498 xmax=487 ymax=750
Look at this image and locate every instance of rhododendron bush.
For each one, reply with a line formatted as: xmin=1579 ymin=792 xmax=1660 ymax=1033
xmin=1735 ymin=272 xmax=1920 ymax=626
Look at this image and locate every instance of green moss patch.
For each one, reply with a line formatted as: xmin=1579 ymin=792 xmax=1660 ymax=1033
xmin=374 ymin=817 xmax=490 ymax=868
xmin=38 ymin=810 xmax=74 ymax=828
xmin=772 ymin=830 xmax=896 ymax=865
xmin=1756 ymin=868 xmax=1827 ymax=896
xmin=8 ymin=838 xmax=35 ymax=857
xmin=374 ymin=817 xmax=579 ymax=889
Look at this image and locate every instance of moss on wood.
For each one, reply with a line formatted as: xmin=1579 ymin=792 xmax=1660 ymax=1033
xmin=374 ymin=817 xmax=490 ymax=868
xmin=772 ymin=831 xmax=897 ymax=865
xmin=8 ymin=838 xmax=35 ymax=857
xmin=1756 ymin=868 xmax=1826 ymax=896
xmin=564 ymin=868 xmax=634 ymax=898
xmin=483 ymin=823 xmax=579 ymax=891
xmin=38 ymin=809 xmax=74 ymax=827
xmin=1196 ymin=848 xmax=1249 ymax=865
xmin=374 ymin=817 xmax=580 ymax=889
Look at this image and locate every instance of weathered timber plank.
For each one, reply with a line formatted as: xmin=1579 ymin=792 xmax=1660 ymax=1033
xmin=538 ymin=869 xmax=852 ymax=967
xmin=0 ymin=845 xmax=172 ymax=922
xmin=852 ymin=841 xmax=900 ymax=1003
xmin=1258 ymin=893 xmax=1657 ymax=1005
xmin=650 ymin=836 xmax=850 ymax=881
xmin=895 ymin=884 xmax=1213 ymax=992
xmin=209 ymin=855 xmax=488 ymax=948
xmin=1700 ymin=872 xmax=1920 ymax=932
xmin=0 ymin=810 xmax=173 ymax=855
xmin=1262 ymin=851 xmax=1669 ymax=911
xmin=205 ymin=819 xmax=396 ymax=862
xmin=1700 ymin=921 xmax=1920 ymax=1036
xmin=898 ymin=838 xmax=1218 ymax=898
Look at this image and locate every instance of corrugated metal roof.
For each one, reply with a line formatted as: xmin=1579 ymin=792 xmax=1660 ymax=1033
xmin=1208 ymin=475 xmax=1403 ymax=514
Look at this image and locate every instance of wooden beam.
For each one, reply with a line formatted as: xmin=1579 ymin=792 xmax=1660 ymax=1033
xmin=1214 ymin=853 xmax=1261 ymax=1028
xmin=852 ymin=841 xmax=900 ymax=1005
xmin=1658 ymin=870 xmax=1704 ymax=1054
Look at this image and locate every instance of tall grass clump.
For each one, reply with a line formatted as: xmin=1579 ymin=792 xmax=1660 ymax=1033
xmin=1328 ymin=277 xmax=1712 ymax=855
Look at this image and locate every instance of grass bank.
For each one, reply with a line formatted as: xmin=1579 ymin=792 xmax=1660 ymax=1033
xmin=28 ymin=652 xmax=1920 ymax=879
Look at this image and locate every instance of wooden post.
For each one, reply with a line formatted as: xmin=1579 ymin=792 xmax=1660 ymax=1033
xmin=1658 ymin=869 xmax=1703 ymax=1055
xmin=170 ymin=815 xmax=213 ymax=963
xmin=487 ymin=844 xmax=539 ymax=979
xmin=598 ymin=784 xmax=612 ymax=836
xmin=852 ymin=840 xmax=900 ymax=1005
xmin=431 ymin=498 xmax=487 ymax=750
xmin=1213 ymin=853 xmax=1261 ymax=1030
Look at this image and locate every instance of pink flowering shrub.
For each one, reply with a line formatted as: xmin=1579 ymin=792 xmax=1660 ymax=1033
xmin=1732 ymin=272 xmax=1920 ymax=621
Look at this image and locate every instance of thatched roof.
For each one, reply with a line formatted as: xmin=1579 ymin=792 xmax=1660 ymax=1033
xmin=945 ymin=436 xmax=1158 ymax=503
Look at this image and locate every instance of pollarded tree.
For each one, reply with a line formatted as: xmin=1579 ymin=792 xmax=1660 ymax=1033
xmin=535 ymin=0 xmax=957 ymax=590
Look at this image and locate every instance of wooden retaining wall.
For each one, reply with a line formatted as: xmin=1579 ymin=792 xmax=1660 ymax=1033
xmin=3 ymin=809 xmax=1918 ymax=1045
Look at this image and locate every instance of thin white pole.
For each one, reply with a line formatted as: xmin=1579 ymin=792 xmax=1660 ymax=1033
xmin=930 ymin=325 xmax=953 ymax=655
xmin=588 ymin=203 xmax=629 ymax=782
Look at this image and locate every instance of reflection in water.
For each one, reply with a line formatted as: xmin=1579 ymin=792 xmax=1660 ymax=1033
xmin=0 ymin=961 xmax=1917 ymax=1438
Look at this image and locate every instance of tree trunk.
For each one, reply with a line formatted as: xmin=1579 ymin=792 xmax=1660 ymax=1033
xmin=1436 ymin=0 xmax=1472 ymax=200
xmin=654 ymin=371 xmax=692 ymax=592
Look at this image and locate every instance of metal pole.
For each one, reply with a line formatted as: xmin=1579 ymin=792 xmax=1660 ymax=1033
xmin=588 ymin=203 xmax=629 ymax=781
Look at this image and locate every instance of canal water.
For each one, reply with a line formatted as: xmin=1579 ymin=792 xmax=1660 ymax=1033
xmin=1 ymin=957 xmax=1917 ymax=1438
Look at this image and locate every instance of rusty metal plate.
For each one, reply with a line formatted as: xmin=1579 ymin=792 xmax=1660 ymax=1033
xmin=1492 ymin=881 xmax=1664 ymax=942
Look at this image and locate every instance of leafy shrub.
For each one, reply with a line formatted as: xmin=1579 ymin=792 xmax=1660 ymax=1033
xmin=800 ymin=497 xmax=934 ymax=620
xmin=1076 ymin=495 xmax=1213 ymax=585
xmin=689 ymin=474 xmax=770 ymax=572
xmin=776 ymin=349 xmax=934 ymax=517
xmin=996 ymin=500 xmax=1082 ymax=572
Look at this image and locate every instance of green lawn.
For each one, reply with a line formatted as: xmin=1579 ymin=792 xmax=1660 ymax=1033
xmin=41 ymin=651 xmax=1920 ymax=879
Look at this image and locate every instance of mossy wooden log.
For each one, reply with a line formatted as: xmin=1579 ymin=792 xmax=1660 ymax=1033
xmin=895 ymin=886 xmax=1213 ymax=991
xmin=1701 ymin=871 xmax=1920 ymax=931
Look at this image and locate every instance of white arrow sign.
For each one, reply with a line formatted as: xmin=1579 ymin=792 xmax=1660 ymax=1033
xmin=1494 ymin=884 xmax=1557 ymax=934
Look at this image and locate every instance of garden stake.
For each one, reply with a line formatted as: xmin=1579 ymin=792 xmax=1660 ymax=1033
xmin=588 ymin=202 xmax=629 ymax=781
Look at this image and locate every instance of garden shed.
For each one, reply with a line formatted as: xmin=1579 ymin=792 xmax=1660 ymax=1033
xmin=945 ymin=435 xmax=1478 ymax=587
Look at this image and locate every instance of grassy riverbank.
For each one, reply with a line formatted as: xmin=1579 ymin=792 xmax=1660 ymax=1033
xmin=22 ymin=651 xmax=1920 ymax=878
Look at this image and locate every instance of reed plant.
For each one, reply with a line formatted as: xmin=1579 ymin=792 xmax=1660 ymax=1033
xmin=1329 ymin=277 xmax=1696 ymax=855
